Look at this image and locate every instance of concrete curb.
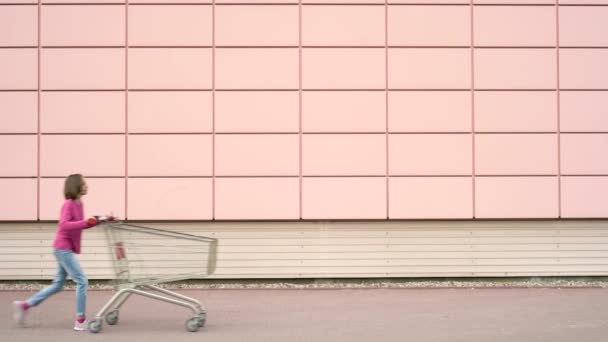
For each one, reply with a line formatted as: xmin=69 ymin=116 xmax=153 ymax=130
xmin=3 ymin=277 xmax=608 ymax=291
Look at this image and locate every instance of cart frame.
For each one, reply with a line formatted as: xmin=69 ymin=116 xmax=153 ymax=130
xmin=90 ymin=222 xmax=218 ymax=333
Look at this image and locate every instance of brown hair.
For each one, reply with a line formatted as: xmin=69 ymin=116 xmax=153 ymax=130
xmin=64 ymin=174 xmax=84 ymax=200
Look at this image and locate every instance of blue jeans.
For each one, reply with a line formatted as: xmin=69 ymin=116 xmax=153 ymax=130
xmin=27 ymin=249 xmax=88 ymax=317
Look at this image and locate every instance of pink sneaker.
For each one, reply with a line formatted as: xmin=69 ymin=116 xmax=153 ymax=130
xmin=73 ymin=320 xmax=90 ymax=331
xmin=12 ymin=301 xmax=27 ymax=326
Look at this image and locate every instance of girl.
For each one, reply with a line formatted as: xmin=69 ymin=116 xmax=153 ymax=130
xmin=13 ymin=174 xmax=105 ymax=331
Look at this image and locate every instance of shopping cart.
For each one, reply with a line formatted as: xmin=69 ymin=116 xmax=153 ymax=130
xmin=89 ymin=221 xmax=218 ymax=334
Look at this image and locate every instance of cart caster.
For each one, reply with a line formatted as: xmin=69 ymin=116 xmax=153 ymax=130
xmin=89 ymin=319 xmax=103 ymax=334
xmin=196 ymin=314 xmax=206 ymax=328
xmin=197 ymin=318 xmax=206 ymax=327
xmin=105 ymin=310 xmax=119 ymax=325
xmin=186 ymin=318 xmax=200 ymax=332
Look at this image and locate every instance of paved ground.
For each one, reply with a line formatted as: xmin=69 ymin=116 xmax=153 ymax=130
xmin=2 ymin=288 xmax=608 ymax=342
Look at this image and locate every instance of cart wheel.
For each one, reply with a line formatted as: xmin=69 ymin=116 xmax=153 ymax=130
xmin=186 ymin=318 xmax=200 ymax=332
xmin=105 ymin=310 xmax=119 ymax=325
xmin=196 ymin=312 xmax=206 ymax=327
xmin=89 ymin=319 xmax=102 ymax=334
xmin=196 ymin=316 xmax=206 ymax=328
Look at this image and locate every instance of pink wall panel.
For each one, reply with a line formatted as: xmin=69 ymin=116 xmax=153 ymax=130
xmin=0 ymin=49 xmax=37 ymax=89
xmin=41 ymin=48 xmax=124 ymax=90
xmin=475 ymin=134 xmax=558 ymax=175
xmin=0 ymin=135 xmax=37 ymax=176
xmin=41 ymin=5 xmax=125 ymax=46
xmin=560 ymin=49 xmax=608 ymax=89
xmin=389 ymin=134 xmax=472 ymax=175
xmin=129 ymin=5 xmax=212 ymax=46
xmin=559 ymin=6 xmax=608 ymax=46
xmin=474 ymin=6 xmax=555 ymax=46
xmin=215 ymin=135 xmax=299 ymax=176
xmin=389 ymin=49 xmax=471 ymax=89
xmin=41 ymin=92 xmax=125 ymax=133
xmin=128 ymin=91 xmax=212 ymax=133
xmin=474 ymin=91 xmax=557 ymax=132
xmin=2 ymin=2 xmax=608 ymax=221
xmin=392 ymin=0 xmax=468 ymax=3
xmin=216 ymin=48 xmax=298 ymax=89
xmin=302 ymin=134 xmax=385 ymax=176
xmin=388 ymin=5 xmax=470 ymax=46
xmin=215 ymin=178 xmax=300 ymax=220
xmin=44 ymin=0 xmax=125 ymax=3
xmin=0 ymin=92 xmax=37 ymax=133
xmin=303 ymin=91 xmax=385 ymax=133
xmin=388 ymin=91 xmax=471 ymax=132
xmin=475 ymin=177 xmax=559 ymax=218
xmin=302 ymin=48 xmax=385 ymax=89
xmin=302 ymin=177 xmax=386 ymax=219
xmin=128 ymin=48 xmax=211 ymax=89
xmin=39 ymin=178 xmax=125 ymax=220
xmin=0 ymin=0 xmax=37 ymax=3
xmin=389 ymin=177 xmax=473 ymax=219
xmin=560 ymin=92 xmax=608 ymax=132
xmin=215 ymin=91 xmax=299 ymax=133
xmin=40 ymin=135 xmax=125 ymax=177
xmin=0 ymin=179 xmax=37 ymax=220
xmin=0 ymin=5 xmax=37 ymax=46
xmin=127 ymin=178 xmax=212 ymax=220
xmin=130 ymin=0 xmax=209 ymax=3
xmin=475 ymin=1 xmax=554 ymax=3
xmin=561 ymin=177 xmax=608 ymax=218
xmin=215 ymin=6 xmax=298 ymax=46
xmin=305 ymin=0 xmax=382 ymax=3
xmin=128 ymin=135 xmax=212 ymax=176
xmin=474 ymin=49 xmax=556 ymax=89
xmin=218 ymin=0 xmax=295 ymax=4
xmin=559 ymin=0 xmax=608 ymax=3
xmin=302 ymin=6 xmax=384 ymax=46
xmin=561 ymin=134 xmax=608 ymax=175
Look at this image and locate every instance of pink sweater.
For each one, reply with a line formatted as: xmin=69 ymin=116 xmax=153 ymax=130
xmin=52 ymin=199 xmax=93 ymax=254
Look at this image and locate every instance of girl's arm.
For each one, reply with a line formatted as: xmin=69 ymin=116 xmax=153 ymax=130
xmin=58 ymin=202 xmax=95 ymax=230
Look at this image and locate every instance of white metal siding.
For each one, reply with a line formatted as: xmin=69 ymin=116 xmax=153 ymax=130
xmin=1 ymin=220 xmax=608 ymax=280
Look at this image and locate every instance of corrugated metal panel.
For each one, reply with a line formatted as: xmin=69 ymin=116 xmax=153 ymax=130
xmin=1 ymin=220 xmax=608 ymax=280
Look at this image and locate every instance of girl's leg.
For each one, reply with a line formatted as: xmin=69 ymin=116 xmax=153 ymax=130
xmin=55 ymin=249 xmax=88 ymax=320
xmin=14 ymin=252 xmax=67 ymax=325
xmin=26 ymin=253 xmax=68 ymax=307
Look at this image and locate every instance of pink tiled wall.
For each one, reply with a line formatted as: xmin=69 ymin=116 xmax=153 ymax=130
xmin=1 ymin=1 xmax=608 ymax=221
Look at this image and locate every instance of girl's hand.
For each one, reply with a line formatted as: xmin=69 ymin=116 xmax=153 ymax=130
xmin=87 ymin=217 xmax=98 ymax=227
xmin=97 ymin=215 xmax=116 ymax=222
